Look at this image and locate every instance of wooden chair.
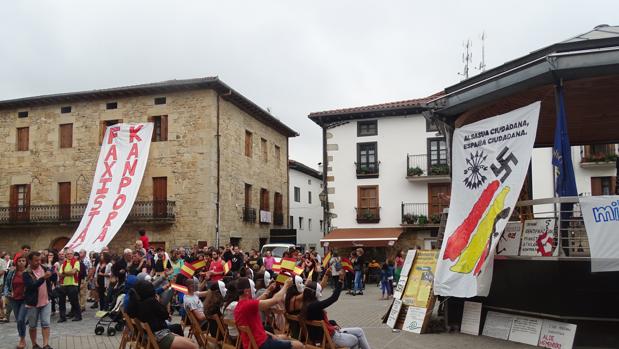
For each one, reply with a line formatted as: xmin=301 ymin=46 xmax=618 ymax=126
xmin=130 ymin=318 xmax=146 ymax=349
xmin=284 ymin=313 xmax=305 ymax=342
xmin=205 ymin=314 xmax=225 ymax=347
xmin=119 ymin=312 xmax=140 ymax=349
xmin=304 ymin=320 xmax=349 ymax=349
xmin=221 ymin=318 xmax=241 ymax=349
xmin=186 ymin=310 xmax=208 ymax=348
xmin=181 ymin=314 xmax=194 ymax=339
xmin=237 ymin=326 xmax=259 ymax=349
xmin=140 ymin=320 xmax=161 ymax=349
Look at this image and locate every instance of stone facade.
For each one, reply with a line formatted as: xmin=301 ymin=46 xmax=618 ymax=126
xmin=0 ymin=82 xmax=293 ymax=253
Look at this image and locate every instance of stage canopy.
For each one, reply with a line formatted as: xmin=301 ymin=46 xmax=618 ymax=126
xmin=320 ymin=228 xmax=402 ymax=248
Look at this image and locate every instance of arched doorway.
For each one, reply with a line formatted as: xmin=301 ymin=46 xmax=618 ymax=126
xmin=50 ymin=237 xmax=69 ymax=252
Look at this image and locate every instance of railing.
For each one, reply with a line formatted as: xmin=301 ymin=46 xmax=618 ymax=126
xmin=0 ymin=201 xmax=176 ymax=225
xmin=406 ymin=154 xmax=450 ymax=177
xmin=401 ymin=202 xmax=443 ymax=225
xmin=355 ymin=162 xmax=380 ymax=178
xmin=243 ymin=207 xmax=256 ymax=223
xmin=355 ymin=207 xmax=380 ymax=223
xmin=273 ymin=212 xmax=284 ymax=226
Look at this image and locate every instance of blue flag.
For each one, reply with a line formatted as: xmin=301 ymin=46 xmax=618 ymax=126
xmin=552 ymin=85 xmax=578 ymax=197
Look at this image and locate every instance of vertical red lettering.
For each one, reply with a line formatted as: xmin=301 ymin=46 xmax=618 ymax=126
xmin=107 ymin=126 xmax=120 ymax=144
xmin=129 ymin=125 xmax=143 ymax=143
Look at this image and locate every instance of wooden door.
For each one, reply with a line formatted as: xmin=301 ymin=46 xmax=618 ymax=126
xmin=58 ymin=182 xmax=71 ymax=220
xmin=428 ymin=183 xmax=451 ymax=217
xmin=153 ymin=177 xmax=167 ymax=217
xmin=10 ymin=184 xmax=30 ymax=222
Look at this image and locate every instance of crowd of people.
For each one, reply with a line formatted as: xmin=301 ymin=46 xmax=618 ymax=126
xmin=0 ymin=231 xmax=388 ymax=349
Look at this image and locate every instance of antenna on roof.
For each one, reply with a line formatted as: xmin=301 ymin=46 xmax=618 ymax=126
xmin=476 ymin=31 xmax=487 ymax=72
xmin=458 ymin=39 xmax=473 ymax=80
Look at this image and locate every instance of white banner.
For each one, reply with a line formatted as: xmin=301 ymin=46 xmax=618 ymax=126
xmin=434 ymin=102 xmax=540 ymax=297
xmin=520 ymin=219 xmax=558 ymax=257
xmin=580 ymin=195 xmax=619 ymax=272
xmin=65 ymin=123 xmax=153 ymax=253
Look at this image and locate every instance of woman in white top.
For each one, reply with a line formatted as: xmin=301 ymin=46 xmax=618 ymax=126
xmin=221 ymin=281 xmax=239 ymax=341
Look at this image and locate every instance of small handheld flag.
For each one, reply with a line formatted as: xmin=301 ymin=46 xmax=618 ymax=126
xmin=280 ymin=258 xmax=297 ymax=272
xmin=293 ymin=266 xmax=303 ymax=276
xmin=192 ymin=260 xmax=206 ymax=270
xmin=180 ymin=263 xmax=197 ymax=278
xmin=341 ymin=258 xmax=353 ymax=273
xmin=223 ymin=260 xmax=232 ymax=274
xmin=322 ymin=252 xmax=332 ymax=269
xmin=272 ymin=262 xmax=282 ymax=273
xmin=171 ymin=283 xmax=188 ymax=294
xmin=276 ymin=272 xmax=291 ymax=284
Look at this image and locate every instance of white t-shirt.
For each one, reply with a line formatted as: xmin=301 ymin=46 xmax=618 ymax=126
xmin=222 ymin=301 xmax=238 ymax=337
xmin=183 ymin=294 xmax=204 ymax=318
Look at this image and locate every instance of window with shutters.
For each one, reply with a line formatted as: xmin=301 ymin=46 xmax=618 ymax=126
xmin=149 ymin=115 xmax=168 ymax=142
xmin=245 ymin=131 xmax=253 ymax=157
xmin=59 ymin=123 xmax=73 ymax=148
xmin=16 ymin=127 xmax=29 ymax=151
xmin=260 ymin=188 xmax=270 ymax=211
xmin=591 ymin=176 xmax=616 ymax=196
xmin=153 ymin=177 xmax=168 ymax=218
xmin=100 ymin=119 xmax=122 ymax=144
xmin=261 ymin=138 xmax=268 ymax=162
xmin=357 ymin=185 xmax=379 ymax=223
xmin=9 ymin=184 xmax=30 ymax=221
xmin=274 ymin=192 xmax=283 ymax=225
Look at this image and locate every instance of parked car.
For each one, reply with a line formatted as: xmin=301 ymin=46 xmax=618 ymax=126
xmin=260 ymin=243 xmax=296 ymax=263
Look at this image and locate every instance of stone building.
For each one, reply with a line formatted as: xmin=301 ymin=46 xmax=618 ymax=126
xmin=0 ymin=77 xmax=297 ymax=253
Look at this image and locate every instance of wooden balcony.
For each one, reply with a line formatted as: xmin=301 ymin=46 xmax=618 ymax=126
xmin=0 ymin=201 xmax=176 ymax=227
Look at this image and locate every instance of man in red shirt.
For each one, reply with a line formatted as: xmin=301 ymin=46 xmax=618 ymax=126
xmin=138 ymin=230 xmax=149 ymax=250
xmin=234 ymin=277 xmax=303 ymax=349
xmin=206 ymin=250 xmax=224 ymax=283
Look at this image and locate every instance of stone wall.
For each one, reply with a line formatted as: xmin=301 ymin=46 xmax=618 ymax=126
xmin=0 ymin=88 xmax=290 ymax=253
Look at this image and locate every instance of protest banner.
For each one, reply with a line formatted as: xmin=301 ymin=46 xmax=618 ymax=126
xmin=435 ymin=102 xmax=540 ymax=297
xmin=520 ymin=219 xmax=558 ymax=257
xmin=579 ymin=195 xmax=619 ymax=272
xmin=65 ymin=123 xmax=153 ymax=253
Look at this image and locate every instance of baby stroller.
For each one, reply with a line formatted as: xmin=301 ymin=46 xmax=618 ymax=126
xmin=94 ymin=293 xmax=125 ymax=336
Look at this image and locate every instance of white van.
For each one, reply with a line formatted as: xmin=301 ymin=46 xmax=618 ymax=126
xmin=260 ymin=243 xmax=296 ymax=263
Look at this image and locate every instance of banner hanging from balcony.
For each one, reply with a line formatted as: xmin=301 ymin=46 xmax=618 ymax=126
xmin=65 ymin=123 xmax=153 ymax=253
xmin=579 ymin=195 xmax=619 ymax=272
xmin=434 ymin=102 xmax=540 ymax=298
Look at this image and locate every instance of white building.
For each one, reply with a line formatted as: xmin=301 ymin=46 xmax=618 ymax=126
xmin=288 ymin=159 xmax=324 ymax=251
xmin=309 ymin=97 xmax=617 ymax=255
xmin=309 ymin=95 xmax=448 ymax=255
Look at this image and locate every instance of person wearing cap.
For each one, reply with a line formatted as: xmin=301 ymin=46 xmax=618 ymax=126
xmin=300 ymin=271 xmax=370 ymax=349
xmin=234 ymin=276 xmax=303 ymax=349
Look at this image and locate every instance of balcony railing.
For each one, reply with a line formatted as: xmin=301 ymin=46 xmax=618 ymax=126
xmin=243 ymin=207 xmax=256 ymax=223
xmin=0 ymin=201 xmax=176 ymax=225
xmin=579 ymin=144 xmax=617 ymax=167
xmin=355 ymin=207 xmax=380 ymax=223
xmin=355 ymin=162 xmax=380 ymax=178
xmin=401 ymin=202 xmax=443 ymax=225
xmin=406 ymin=154 xmax=450 ymax=179
xmin=273 ymin=212 xmax=284 ymax=226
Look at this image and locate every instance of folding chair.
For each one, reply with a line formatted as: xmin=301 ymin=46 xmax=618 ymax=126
xmin=221 ymin=318 xmax=241 ymax=349
xmin=238 ymin=326 xmax=259 ymax=349
xmin=304 ymin=320 xmax=349 ymax=349
xmin=119 ymin=312 xmax=140 ymax=349
xmin=186 ymin=310 xmax=208 ymax=348
xmin=284 ymin=313 xmax=305 ymax=342
xmin=140 ymin=320 xmax=161 ymax=349
xmin=205 ymin=314 xmax=225 ymax=347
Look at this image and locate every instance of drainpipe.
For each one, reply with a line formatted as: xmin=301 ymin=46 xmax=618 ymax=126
xmin=322 ymin=123 xmax=329 ymax=245
xmin=216 ymin=90 xmax=232 ymax=248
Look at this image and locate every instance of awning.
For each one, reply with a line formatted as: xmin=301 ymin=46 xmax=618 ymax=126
xmin=320 ymin=228 xmax=402 ymax=248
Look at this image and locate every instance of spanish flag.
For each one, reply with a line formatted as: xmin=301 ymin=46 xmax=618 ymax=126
xmin=192 ymin=260 xmax=207 ymax=270
xmin=322 ymin=252 xmax=332 ymax=269
xmin=293 ymin=266 xmax=303 ymax=276
xmin=276 ymin=272 xmax=291 ymax=284
xmin=341 ymin=258 xmax=353 ymax=273
xmin=272 ymin=262 xmax=282 ymax=273
xmin=223 ymin=260 xmax=232 ymax=274
xmin=180 ymin=263 xmax=197 ymax=278
xmin=280 ymin=258 xmax=297 ymax=272
xmin=171 ymin=283 xmax=188 ymax=294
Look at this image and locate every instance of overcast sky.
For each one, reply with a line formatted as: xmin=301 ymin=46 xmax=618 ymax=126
xmin=1 ymin=1 xmax=615 ymax=169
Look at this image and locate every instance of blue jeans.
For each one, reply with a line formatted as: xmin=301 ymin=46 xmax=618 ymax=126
xmin=354 ymin=271 xmax=363 ymax=293
xmin=10 ymin=299 xmax=27 ymax=338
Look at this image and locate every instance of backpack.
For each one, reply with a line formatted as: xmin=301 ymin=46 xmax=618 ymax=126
xmin=334 ymin=258 xmax=342 ymax=272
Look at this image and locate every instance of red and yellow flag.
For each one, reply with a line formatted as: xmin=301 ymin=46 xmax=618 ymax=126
xmin=223 ymin=260 xmax=232 ymax=274
xmin=293 ymin=266 xmax=303 ymax=276
xmin=171 ymin=283 xmax=188 ymax=294
xmin=272 ymin=262 xmax=282 ymax=273
xmin=322 ymin=252 xmax=332 ymax=269
xmin=280 ymin=258 xmax=297 ymax=272
xmin=341 ymin=258 xmax=353 ymax=273
xmin=192 ymin=260 xmax=206 ymax=270
xmin=275 ymin=273 xmax=291 ymax=284
xmin=180 ymin=263 xmax=197 ymax=278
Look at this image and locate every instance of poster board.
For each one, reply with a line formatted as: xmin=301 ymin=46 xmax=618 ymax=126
xmin=520 ymin=219 xmax=558 ymax=256
xmin=401 ymin=249 xmax=417 ymax=278
xmin=402 ymin=306 xmax=427 ymax=334
xmin=538 ymin=320 xmax=577 ymax=349
xmin=508 ymin=316 xmax=543 ymax=346
xmin=496 ymin=221 xmax=523 ymax=256
xmin=402 ymin=250 xmax=438 ymax=307
xmin=482 ymin=311 xmax=514 ymax=340
xmin=460 ymin=301 xmax=482 ymax=335
xmin=393 ymin=276 xmax=408 ymax=300
xmin=386 ymin=299 xmax=403 ymax=328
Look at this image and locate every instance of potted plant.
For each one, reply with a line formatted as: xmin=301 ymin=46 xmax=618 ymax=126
xmin=417 ymin=214 xmax=428 ymax=225
xmin=430 ymin=214 xmax=441 ymax=224
xmin=403 ymin=213 xmax=418 ymax=224
xmin=407 ymin=167 xmax=424 ymax=176
xmin=430 ymin=164 xmax=449 ymax=176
